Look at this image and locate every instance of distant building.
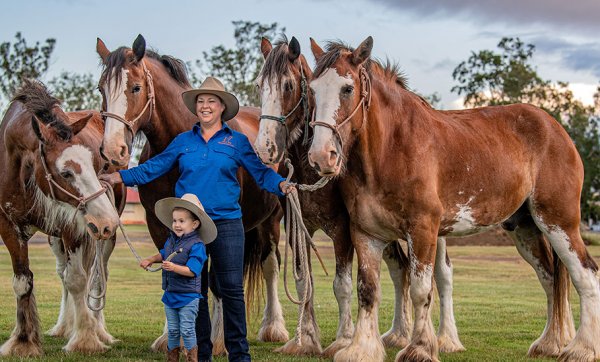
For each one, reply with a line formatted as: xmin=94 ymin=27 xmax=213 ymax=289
xmin=121 ymin=188 xmax=146 ymax=225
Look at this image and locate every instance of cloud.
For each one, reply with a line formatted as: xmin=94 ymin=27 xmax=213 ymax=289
xmin=369 ymin=0 xmax=600 ymax=33
xmin=530 ymin=36 xmax=600 ymax=78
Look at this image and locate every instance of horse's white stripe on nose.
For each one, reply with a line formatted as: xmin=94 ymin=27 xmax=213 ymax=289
xmin=103 ymin=69 xmax=129 ymax=137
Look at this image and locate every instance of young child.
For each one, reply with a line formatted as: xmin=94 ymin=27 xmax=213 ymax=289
xmin=140 ymin=193 xmax=217 ymax=362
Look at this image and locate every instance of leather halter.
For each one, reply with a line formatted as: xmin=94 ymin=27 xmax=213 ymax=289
xmin=100 ymin=60 xmax=155 ymax=134
xmin=309 ymin=65 xmax=372 ymax=148
xmin=259 ymin=62 xmax=311 ymax=145
xmin=39 ymin=143 xmax=108 ymax=212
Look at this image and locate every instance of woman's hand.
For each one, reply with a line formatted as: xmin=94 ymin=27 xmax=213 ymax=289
xmin=279 ymin=181 xmax=296 ymax=195
xmin=98 ymin=172 xmax=123 ymax=186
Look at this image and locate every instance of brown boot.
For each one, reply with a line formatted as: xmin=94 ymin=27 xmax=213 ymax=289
xmin=167 ymin=346 xmax=180 ymax=362
xmin=186 ymin=346 xmax=198 ymax=362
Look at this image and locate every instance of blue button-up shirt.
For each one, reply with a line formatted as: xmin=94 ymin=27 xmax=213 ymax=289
xmin=119 ymin=123 xmax=285 ymax=220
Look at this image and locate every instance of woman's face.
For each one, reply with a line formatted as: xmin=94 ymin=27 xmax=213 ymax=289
xmin=196 ymin=94 xmax=226 ymax=127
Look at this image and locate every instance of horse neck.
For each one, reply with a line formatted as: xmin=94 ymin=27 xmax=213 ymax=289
xmin=143 ymin=63 xmax=196 ymax=154
xmin=351 ymin=78 xmax=432 ymax=179
xmin=286 ymin=98 xmax=322 ymax=183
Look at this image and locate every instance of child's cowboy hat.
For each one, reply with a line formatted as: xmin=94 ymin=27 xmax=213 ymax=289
xmin=181 ymin=77 xmax=240 ymax=121
xmin=154 ymin=193 xmax=217 ymax=244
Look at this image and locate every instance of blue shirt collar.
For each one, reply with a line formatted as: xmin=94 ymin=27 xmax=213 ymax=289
xmin=192 ymin=122 xmax=233 ymax=137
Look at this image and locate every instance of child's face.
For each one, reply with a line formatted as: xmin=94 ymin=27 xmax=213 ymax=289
xmin=172 ymin=209 xmax=200 ymax=237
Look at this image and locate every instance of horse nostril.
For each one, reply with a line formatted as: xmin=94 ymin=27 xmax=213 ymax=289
xmin=87 ymin=223 xmax=99 ymax=234
xmin=119 ymin=145 xmax=127 ymax=158
xmin=329 ymin=150 xmax=338 ymax=164
xmin=102 ymin=226 xmax=112 ymax=238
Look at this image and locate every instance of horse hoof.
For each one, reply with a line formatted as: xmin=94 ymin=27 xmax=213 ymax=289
xmin=275 ymin=337 xmax=322 ymax=356
xmin=322 ymin=338 xmax=351 ymax=358
xmin=257 ymin=322 xmax=289 ymax=342
xmin=151 ymin=333 xmax=168 ymax=352
xmin=0 ymin=337 xmax=43 ymax=357
xmin=437 ymin=334 xmax=465 ymax=353
xmin=63 ymin=335 xmax=108 ymax=354
xmin=395 ymin=344 xmax=438 ymax=362
xmin=382 ymin=330 xmax=410 ymax=349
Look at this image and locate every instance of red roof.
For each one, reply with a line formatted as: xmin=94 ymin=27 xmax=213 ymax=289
xmin=126 ymin=188 xmax=141 ymax=203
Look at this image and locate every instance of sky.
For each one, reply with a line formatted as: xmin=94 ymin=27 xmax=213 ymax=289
xmin=1 ymin=0 xmax=599 ymax=109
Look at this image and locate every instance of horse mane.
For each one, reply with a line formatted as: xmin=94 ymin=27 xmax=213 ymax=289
xmin=313 ymin=40 xmax=409 ymax=90
xmin=259 ymin=35 xmax=295 ymax=88
xmin=12 ymin=79 xmax=72 ymax=140
xmin=102 ymin=47 xmax=191 ymax=88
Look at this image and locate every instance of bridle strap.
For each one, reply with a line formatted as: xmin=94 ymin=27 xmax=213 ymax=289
xmin=100 ymin=60 xmax=155 ymax=134
xmin=309 ymin=65 xmax=371 ymax=149
xmin=259 ymin=62 xmax=309 ymax=147
xmin=39 ymin=143 xmax=108 ymax=211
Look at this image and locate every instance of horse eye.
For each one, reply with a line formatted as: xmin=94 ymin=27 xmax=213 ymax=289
xmin=60 ymin=170 xmax=74 ymax=179
xmin=342 ymin=85 xmax=354 ymax=95
xmin=132 ymin=85 xmax=142 ymax=93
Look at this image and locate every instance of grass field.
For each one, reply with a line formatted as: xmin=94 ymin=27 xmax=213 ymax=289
xmin=1 ymin=227 xmax=599 ymax=361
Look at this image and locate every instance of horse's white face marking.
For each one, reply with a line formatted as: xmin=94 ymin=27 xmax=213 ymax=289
xmin=56 ymin=145 xmax=117 ymax=220
xmin=13 ymin=274 xmax=31 ymax=297
xmin=103 ymin=68 xmax=129 ymax=142
xmin=256 ymin=76 xmax=284 ymax=159
xmin=309 ymin=68 xmax=353 ymax=152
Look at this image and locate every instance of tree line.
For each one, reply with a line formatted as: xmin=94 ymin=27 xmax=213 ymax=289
xmin=0 ymin=24 xmax=598 ymax=222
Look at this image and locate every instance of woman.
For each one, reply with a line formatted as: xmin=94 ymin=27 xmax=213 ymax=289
xmin=100 ymin=77 xmax=292 ymax=362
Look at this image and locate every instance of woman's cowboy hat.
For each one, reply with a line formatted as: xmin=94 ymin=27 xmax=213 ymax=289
xmin=155 ymin=193 xmax=217 ymax=244
xmin=181 ymin=77 xmax=239 ymax=121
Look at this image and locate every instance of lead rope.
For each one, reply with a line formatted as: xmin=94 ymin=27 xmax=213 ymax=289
xmin=281 ymin=158 xmax=331 ymax=345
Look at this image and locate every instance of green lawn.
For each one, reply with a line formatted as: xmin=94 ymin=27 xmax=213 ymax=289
xmin=1 ymin=228 xmax=599 ymax=361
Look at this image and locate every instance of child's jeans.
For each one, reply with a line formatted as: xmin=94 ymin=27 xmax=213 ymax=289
xmin=165 ymin=298 xmax=200 ymax=350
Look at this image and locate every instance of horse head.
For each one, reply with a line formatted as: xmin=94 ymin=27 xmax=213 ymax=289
xmin=18 ymin=80 xmax=120 ymax=240
xmin=307 ymin=36 xmax=373 ymax=176
xmin=255 ymin=36 xmax=313 ymax=165
xmin=97 ymin=34 xmax=154 ymax=167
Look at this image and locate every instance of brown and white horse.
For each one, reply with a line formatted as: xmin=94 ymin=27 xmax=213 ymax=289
xmin=254 ymin=37 xmax=418 ymax=357
xmin=0 ymin=80 xmax=125 ymax=357
xmin=307 ymin=37 xmax=590 ymax=362
xmin=95 ymin=35 xmax=287 ymax=352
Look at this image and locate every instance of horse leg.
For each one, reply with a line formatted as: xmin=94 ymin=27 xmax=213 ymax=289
xmin=530 ymin=208 xmax=600 ymax=361
xmin=46 ymin=236 xmax=75 ymax=338
xmin=333 ymin=229 xmax=387 ymax=362
xmin=275 ymin=227 xmax=323 ymax=356
xmin=396 ymin=219 xmax=440 ymax=362
xmin=322 ymin=218 xmax=355 ymax=357
xmin=507 ymin=214 xmax=574 ymax=357
xmin=92 ymin=234 xmax=118 ymax=345
xmin=62 ymin=240 xmax=108 ymax=353
xmin=381 ymin=240 xmax=412 ymax=349
xmin=256 ymin=208 xmax=289 ymax=343
xmin=434 ymin=237 xmax=465 ymax=352
xmin=0 ymin=225 xmax=42 ymax=357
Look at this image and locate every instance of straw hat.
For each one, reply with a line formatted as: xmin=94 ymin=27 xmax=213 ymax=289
xmin=155 ymin=193 xmax=217 ymax=244
xmin=181 ymin=77 xmax=240 ymax=121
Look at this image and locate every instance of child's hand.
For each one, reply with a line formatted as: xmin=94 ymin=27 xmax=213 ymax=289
xmin=162 ymin=261 xmax=175 ymax=271
xmin=140 ymin=259 xmax=152 ymax=270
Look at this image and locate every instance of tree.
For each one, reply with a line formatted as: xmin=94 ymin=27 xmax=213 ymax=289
xmin=452 ymin=37 xmax=600 ymax=221
xmin=201 ymin=20 xmax=285 ymax=106
xmin=0 ymin=32 xmax=56 ymax=100
xmin=48 ymin=71 xmax=101 ymax=112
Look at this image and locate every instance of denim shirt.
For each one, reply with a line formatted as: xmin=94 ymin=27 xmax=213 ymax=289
xmin=119 ymin=123 xmax=285 ymax=220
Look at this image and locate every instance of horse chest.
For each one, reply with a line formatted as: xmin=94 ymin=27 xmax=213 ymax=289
xmin=345 ymin=191 xmax=403 ymax=240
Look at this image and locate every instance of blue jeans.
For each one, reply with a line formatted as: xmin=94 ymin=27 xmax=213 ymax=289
xmin=165 ymin=298 xmax=200 ymax=351
xmin=196 ymin=218 xmax=250 ymax=362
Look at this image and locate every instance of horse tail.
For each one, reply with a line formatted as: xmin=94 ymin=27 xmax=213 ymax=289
xmin=243 ymin=226 xmax=264 ymax=318
xmin=552 ymin=247 xmax=571 ymax=332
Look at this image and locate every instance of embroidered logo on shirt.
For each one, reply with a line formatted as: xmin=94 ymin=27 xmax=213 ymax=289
xmin=218 ymin=136 xmax=234 ymax=147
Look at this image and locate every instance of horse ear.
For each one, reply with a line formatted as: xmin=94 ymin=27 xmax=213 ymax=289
xmin=31 ymin=116 xmax=51 ymax=144
xmin=261 ymin=37 xmax=272 ymax=59
xmin=96 ymin=38 xmax=110 ymax=64
xmin=352 ymin=36 xmax=373 ymax=65
xmin=70 ymin=113 xmax=93 ymax=136
xmin=288 ymin=37 xmax=301 ymax=62
xmin=310 ymin=38 xmax=324 ymax=62
xmin=132 ymin=34 xmax=146 ymax=62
